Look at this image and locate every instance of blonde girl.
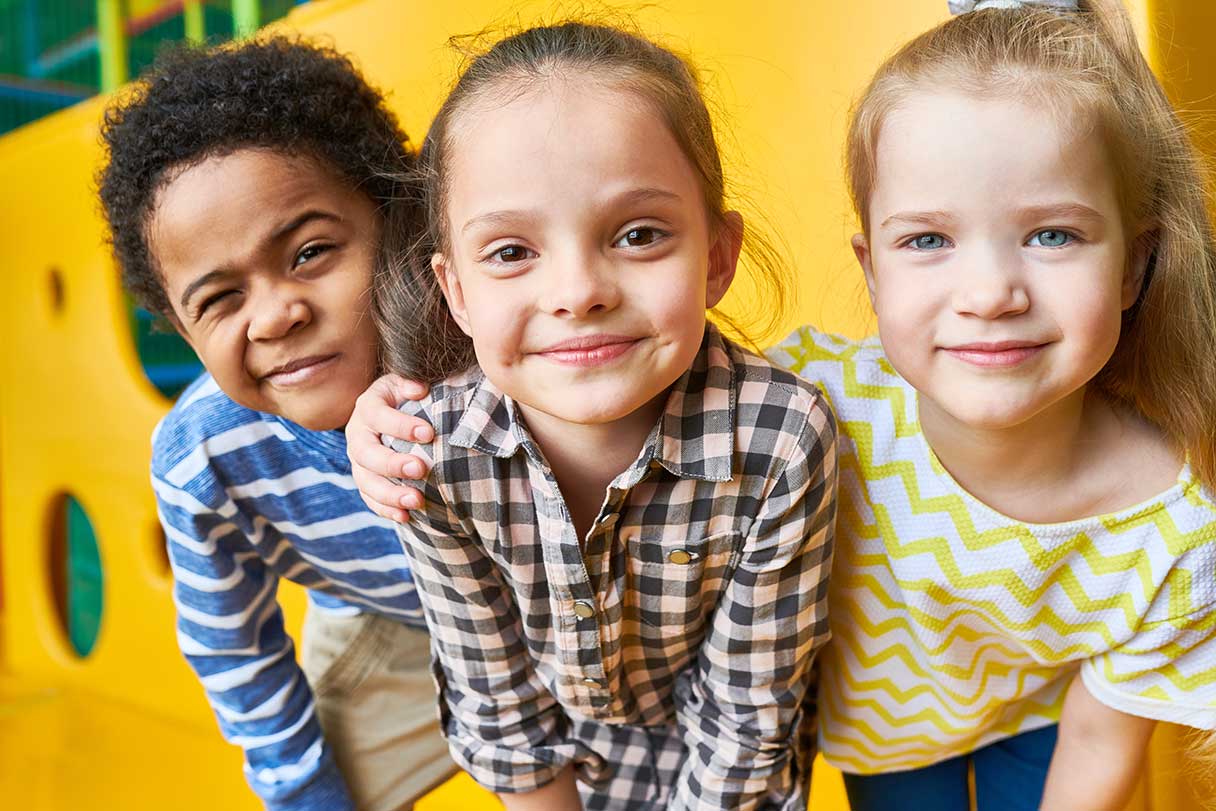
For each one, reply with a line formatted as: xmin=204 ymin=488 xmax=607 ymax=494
xmin=769 ymin=1 xmax=1216 ymax=808
xmin=362 ymin=22 xmax=837 ymax=811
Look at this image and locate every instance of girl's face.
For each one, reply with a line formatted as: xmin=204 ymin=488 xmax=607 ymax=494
xmin=855 ymin=90 xmax=1149 ymax=432
xmin=433 ymin=78 xmax=739 ymax=430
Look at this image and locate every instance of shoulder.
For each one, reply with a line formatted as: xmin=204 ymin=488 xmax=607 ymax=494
xmin=151 ymin=372 xmax=291 ymax=487
xmin=391 ymin=367 xmax=485 ymax=442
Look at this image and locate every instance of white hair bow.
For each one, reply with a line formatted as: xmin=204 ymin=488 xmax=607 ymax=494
xmin=948 ymin=0 xmax=1079 ymax=14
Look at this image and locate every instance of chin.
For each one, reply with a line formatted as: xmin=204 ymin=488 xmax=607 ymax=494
xmin=283 ymin=401 xmax=351 ymax=432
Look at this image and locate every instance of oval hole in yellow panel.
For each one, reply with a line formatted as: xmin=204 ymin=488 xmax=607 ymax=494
xmin=47 ymin=493 xmax=105 ymax=658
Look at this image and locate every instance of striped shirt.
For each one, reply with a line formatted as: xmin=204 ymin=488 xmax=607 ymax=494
xmin=152 ymin=373 xmax=426 ymax=811
xmin=770 ymin=327 xmax=1216 ymax=774
xmin=390 ymin=326 xmax=837 ymax=811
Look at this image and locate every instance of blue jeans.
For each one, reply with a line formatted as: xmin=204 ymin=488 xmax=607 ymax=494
xmin=841 ymin=725 xmax=1059 ymax=811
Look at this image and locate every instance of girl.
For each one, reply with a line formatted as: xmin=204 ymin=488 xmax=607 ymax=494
xmin=369 ymin=22 xmax=837 ymax=811
xmin=354 ymin=2 xmax=1216 ymax=808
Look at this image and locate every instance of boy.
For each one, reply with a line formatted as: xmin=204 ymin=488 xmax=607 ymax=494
xmin=97 ymin=38 xmax=453 ymax=811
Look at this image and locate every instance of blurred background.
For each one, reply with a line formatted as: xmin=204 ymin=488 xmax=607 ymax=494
xmin=0 ymin=1 xmax=1213 ymax=809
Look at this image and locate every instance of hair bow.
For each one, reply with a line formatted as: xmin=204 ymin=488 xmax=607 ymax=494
xmin=948 ymin=0 xmax=1079 ymax=14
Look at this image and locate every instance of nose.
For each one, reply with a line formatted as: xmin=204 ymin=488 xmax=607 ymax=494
xmin=952 ymin=250 xmax=1030 ymax=319
xmin=542 ymin=252 xmax=621 ymax=318
xmin=246 ymin=282 xmax=311 ymax=341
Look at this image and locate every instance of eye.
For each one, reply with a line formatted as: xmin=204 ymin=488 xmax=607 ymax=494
xmin=196 ymin=289 xmax=236 ymax=317
xmin=1027 ymin=229 xmax=1074 ymax=248
xmin=491 ymin=244 xmax=534 ymax=263
xmin=294 ymin=243 xmax=333 ymax=267
xmin=613 ymin=227 xmax=664 ymax=248
xmin=906 ymin=233 xmax=948 ymax=251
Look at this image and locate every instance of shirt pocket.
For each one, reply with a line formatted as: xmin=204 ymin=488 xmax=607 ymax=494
xmin=624 ymin=531 xmax=741 ymax=634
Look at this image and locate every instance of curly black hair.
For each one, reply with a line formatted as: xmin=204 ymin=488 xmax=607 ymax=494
xmin=97 ymin=36 xmax=414 ymax=317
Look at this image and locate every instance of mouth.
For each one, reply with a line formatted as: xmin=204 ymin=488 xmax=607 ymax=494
xmin=260 ymin=354 xmax=340 ymax=387
xmin=942 ymin=340 xmax=1048 ymax=368
xmin=534 ymin=334 xmax=641 ymax=367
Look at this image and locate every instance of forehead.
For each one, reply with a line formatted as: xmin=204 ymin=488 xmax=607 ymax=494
xmin=871 ymin=90 xmax=1117 ymax=214
xmin=442 ymin=76 xmax=702 ymax=216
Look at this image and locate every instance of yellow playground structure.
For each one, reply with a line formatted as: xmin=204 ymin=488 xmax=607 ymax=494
xmin=2 ymin=0 xmax=1215 ymax=808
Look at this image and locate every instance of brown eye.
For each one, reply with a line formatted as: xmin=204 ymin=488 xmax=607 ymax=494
xmin=493 ymin=245 xmax=532 ymax=263
xmin=614 ymin=227 xmax=662 ymax=248
xmin=294 ymin=243 xmax=332 ymax=267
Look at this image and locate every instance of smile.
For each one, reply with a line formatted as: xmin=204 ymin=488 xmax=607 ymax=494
xmin=534 ymin=335 xmax=640 ymax=367
xmin=942 ymin=341 xmax=1047 ymax=369
xmin=260 ymin=354 xmax=340 ymax=387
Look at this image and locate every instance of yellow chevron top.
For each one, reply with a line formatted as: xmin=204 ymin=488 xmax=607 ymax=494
xmin=767 ymin=327 xmax=1216 ymax=775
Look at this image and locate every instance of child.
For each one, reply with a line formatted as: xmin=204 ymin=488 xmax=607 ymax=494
xmin=780 ymin=1 xmax=1216 ymax=808
xmin=368 ymin=22 xmax=837 ymax=811
xmin=97 ymin=39 xmax=455 ymax=811
xmin=354 ymin=2 xmax=1216 ymax=808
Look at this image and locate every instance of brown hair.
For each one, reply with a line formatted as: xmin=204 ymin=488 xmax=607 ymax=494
xmin=845 ymin=0 xmax=1216 ymax=494
xmin=375 ymin=20 xmax=788 ymax=382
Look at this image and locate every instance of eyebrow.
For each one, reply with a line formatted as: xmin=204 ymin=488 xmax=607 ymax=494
xmin=177 ymin=209 xmax=342 ymax=311
xmin=458 ymin=187 xmax=683 ymax=237
xmin=1016 ymin=202 xmax=1106 ymax=224
xmin=879 ymin=210 xmax=955 ymax=230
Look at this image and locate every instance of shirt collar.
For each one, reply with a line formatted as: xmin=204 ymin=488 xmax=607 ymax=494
xmin=449 ymin=324 xmax=736 ymax=483
xmin=268 ymin=413 xmax=350 ymax=470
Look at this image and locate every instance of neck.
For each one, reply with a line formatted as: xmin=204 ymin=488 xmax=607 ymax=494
xmin=917 ymin=387 xmax=1103 ymax=521
xmin=517 ymin=393 xmax=668 ymax=537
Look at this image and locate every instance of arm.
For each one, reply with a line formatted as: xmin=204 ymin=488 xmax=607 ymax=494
xmin=345 ymin=374 xmax=434 ymax=523
xmin=391 ymin=439 xmax=580 ymax=806
xmin=1040 ymin=675 xmax=1155 ymax=811
xmin=154 ymin=476 xmax=353 ymax=811
xmin=670 ymin=399 xmax=838 ymax=811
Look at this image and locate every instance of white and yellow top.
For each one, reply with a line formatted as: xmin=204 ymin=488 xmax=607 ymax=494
xmin=769 ymin=327 xmax=1216 ymax=775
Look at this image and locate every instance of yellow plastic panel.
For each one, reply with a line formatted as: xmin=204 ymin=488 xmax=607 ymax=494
xmin=3 ymin=0 xmax=1211 ymax=809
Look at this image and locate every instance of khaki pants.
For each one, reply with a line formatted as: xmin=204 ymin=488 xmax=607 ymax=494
xmin=301 ymin=607 xmax=457 ymax=811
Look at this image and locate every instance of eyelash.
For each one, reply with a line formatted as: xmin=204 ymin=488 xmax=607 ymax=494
xmin=899 ymin=229 xmax=1080 ymax=251
xmin=294 ymin=242 xmax=333 ymax=267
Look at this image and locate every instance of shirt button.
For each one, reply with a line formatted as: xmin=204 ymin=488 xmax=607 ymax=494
xmin=668 ymin=549 xmax=693 ymax=565
xmin=573 ymin=601 xmax=595 ymax=620
xmin=582 ymin=677 xmax=601 ymax=687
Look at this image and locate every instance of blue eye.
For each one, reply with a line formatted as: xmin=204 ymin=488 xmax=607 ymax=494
xmin=909 ymin=234 xmax=947 ymax=250
xmin=1028 ymin=230 xmax=1073 ymax=248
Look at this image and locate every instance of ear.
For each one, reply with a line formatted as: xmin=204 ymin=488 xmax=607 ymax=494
xmin=432 ymin=253 xmax=473 ymax=337
xmin=852 ymin=233 xmax=877 ymax=309
xmin=1122 ymin=227 xmax=1157 ymax=311
xmin=706 ymin=211 xmax=744 ymax=309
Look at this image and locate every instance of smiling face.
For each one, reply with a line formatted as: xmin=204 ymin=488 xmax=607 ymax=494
xmin=150 ymin=149 xmax=381 ymax=430
xmin=857 ymin=90 xmax=1148 ymax=432
xmin=433 ymin=77 xmax=738 ymax=430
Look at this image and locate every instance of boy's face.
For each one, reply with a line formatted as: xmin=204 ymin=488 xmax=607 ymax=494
xmin=150 ymin=149 xmax=380 ymax=431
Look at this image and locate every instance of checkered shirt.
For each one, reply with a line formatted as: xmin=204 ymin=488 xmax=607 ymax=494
xmin=390 ymin=326 xmax=837 ymax=810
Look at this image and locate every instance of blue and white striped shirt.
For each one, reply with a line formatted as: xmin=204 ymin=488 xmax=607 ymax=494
xmin=152 ymin=373 xmax=426 ymax=811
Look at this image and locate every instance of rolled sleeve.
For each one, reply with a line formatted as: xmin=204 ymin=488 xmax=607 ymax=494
xmin=670 ymin=399 xmax=837 ymax=810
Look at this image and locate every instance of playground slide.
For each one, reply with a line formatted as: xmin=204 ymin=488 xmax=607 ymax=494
xmin=0 ymin=0 xmax=1211 ymax=808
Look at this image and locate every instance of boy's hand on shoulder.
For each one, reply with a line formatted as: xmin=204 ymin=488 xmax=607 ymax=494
xmin=347 ymin=374 xmax=434 ymax=523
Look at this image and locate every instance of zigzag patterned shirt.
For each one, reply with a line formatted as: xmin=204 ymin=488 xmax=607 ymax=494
xmin=769 ymin=327 xmax=1216 ymax=775
xmin=152 ymin=373 xmax=425 ymax=811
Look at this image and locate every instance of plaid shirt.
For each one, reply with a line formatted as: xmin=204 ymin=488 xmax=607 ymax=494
xmin=390 ymin=326 xmax=837 ymax=811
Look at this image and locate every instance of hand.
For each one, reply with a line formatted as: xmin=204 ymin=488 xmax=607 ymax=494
xmin=346 ymin=374 xmax=435 ymax=523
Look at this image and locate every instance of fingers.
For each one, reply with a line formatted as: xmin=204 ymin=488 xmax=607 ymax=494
xmin=353 ymin=457 xmax=427 ymax=523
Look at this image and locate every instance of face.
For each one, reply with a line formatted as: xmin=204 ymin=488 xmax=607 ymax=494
xmin=150 ymin=149 xmax=381 ymax=430
xmin=856 ymin=91 xmax=1149 ymax=432
xmin=434 ymin=78 xmax=740 ymax=430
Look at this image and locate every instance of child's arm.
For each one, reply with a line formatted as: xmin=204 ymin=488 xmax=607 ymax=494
xmin=670 ymin=395 xmax=838 ymax=811
xmin=390 ymin=441 xmax=581 ymax=809
xmin=153 ymin=476 xmax=354 ymax=811
xmin=1041 ymin=674 xmax=1155 ymax=810
xmin=346 ymin=374 xmax=434 ymax=522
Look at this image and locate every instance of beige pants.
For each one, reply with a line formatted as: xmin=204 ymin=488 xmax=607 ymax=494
xmin=301 ymin=607 xmax=457 ymax=811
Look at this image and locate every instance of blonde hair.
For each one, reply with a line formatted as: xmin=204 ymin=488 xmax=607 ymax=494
xmin=375 ymin=20 xmax=788 ymax=382
xmin=846 ymin=0 xmax=1216 ymax=495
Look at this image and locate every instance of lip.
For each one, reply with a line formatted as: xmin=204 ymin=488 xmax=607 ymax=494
xmin=942 ymin=340 xmax=1047 ymax=368
xmin=534 ymin=334 xmax=640 ymax=367
xmin=260 ymin=353 xmax=340 ymax=386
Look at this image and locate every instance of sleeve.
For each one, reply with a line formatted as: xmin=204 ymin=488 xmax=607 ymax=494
xmin=153 ymin=471 xmax=353 ymax=811
xmin=1081 ymin=600 xmax=1216 ymax=731
xmin=669 ymin=395 xmax=838 ymax=811
xmin=388 ymin=431 xmax=574 ymax=794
